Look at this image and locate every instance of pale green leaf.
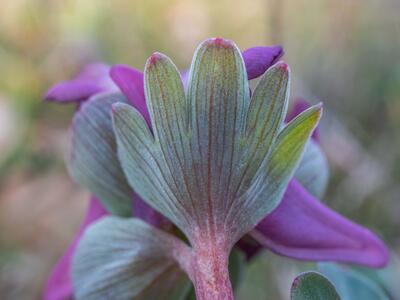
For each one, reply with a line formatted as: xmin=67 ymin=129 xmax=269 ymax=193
xmin=113 ymin=38 xmax=252 ymax=241
xmin=242 ymin=62 xmax=290 ymax=178
xmin=291 ymin=271 xmax=340 ymax=300
xmin=134 ymin=265 xmax=191 ymax=300
xmin=233 ymin=105 xmax=322 ymax=238
xmin=72 ymin=216 xmax=191 ymax=300
xmin=229 ymin=248 xmax=246 ymax=291
xmin=319 ymin=263 xmax=390 ymax=300
xmin=113 ymin=38 xmax=322 ymax=246
xmin=352 ymin=252 xmax=400 ymax=299
xmin=295 ymin=140 xmax=329 ymax=198
xmin=112 ymin=103 xmax=192 ymax=233
xmin=186 ymin=38 xmax=250 ymax=231
xmin=67 ymin=93 xmax=133 ymax=216
xmin=236 ymin=252 xmax=276 ymax=300
xmin=143 ymin=53 xmax=196 ymax=227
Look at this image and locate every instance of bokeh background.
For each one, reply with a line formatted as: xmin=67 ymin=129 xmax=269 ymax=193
xmin=0 ymin=0 xmax=399 ymax=299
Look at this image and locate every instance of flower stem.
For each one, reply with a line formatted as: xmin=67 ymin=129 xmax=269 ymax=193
xmin=190 ymin=234 xmax=234 ymax=300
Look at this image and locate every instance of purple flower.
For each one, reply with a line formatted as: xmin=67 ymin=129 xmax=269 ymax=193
xmin=44 ymin=197 xmax=107 ymax=300
xmin=44 ymin=63 xmax=118 ymax=103
xmin=253 ymin=179 xmax=388 ymax=267
xmin=242 ymin=45 xmax=284 ymax=80
xmin=43 ymin=42 xmax=388 ymax=300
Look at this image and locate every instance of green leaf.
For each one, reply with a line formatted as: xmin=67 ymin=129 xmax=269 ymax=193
xmin=134 ymin=265 xmax=191 ymax=300
xmin=186 ymin=38 xmax=250 ymax=232
xmin=235 ymin=104 xmax=322 ymax=236
xmin=291 ymin=271 xmax=340 ymax=300
xmin=236 ymin=62 xmax=290 ymax=202
xmin=352 ymin=252 xmax=400 ymax=299
xmin=144 ymin=54 xmax=191 ymax=207
xmin=319 ymin=263 xmax=390 ymax=300
xmin=184 ymin=288 xmax=196 ymax=300
xmin=229 ymin=248 xmax=246 ymax=291
xmin=112 ymin=103 xmax=192 ymax=233
xmin=243 ymin=62 xmax=290 ymax=175
xmin=145 ymin=52 xmax=189 ymax=142
xmin=143 ymin=52 xmax=195 ymax=229
xmin=72 ymin=216 xmax=191 ymax=300
xmin=236 ymin=252 xmax=276 ymax=300
xmin=67 ymin=93 xmax=133 ymax=216
xmin=295 ymin=140 xmax=329 ymax=198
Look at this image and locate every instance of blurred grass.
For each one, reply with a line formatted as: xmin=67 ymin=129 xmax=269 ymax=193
xmin=0 ymin=0 xmax=399 ymax=299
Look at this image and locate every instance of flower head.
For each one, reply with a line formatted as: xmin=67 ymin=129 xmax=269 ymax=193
xmin=44 ymin=38 xmax=388 ymax=300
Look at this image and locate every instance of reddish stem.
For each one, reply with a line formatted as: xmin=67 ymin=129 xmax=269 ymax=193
xmin=189 ymin=232 xmax=234 ymax=300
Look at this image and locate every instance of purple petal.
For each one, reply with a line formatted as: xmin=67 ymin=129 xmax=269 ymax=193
xmin=109 ymin=65 xmax=151 ymax=125
xmin=43 ymin=197 xmax=108 ymax=300
xmin=242 ymin=45 xmax=284 ymax=80
xmin=177 ymin=47 xmax=282 ymax=89
xmin=133 ymin=193 xmax=171 ymax=229
xmin=45 ymin=82 xmax=102 ymax=103
xmin=180 ymin=69 xmax=190 ymax=90
xmin=44 ymin=63 xmax=117 ymax=103
xmin=286 ymin=98 xmax=319 ymax=141
xmin=254 ymin=180 xmax=389 ymax=268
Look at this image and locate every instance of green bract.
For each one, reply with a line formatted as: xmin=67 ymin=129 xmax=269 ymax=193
xmin=72 ymin=217 xmax=191 ymax=300
xmin=112 ymin=38 xmax=321 ymax=245
xmin=68 ymin=93 xmax=133 ymax=216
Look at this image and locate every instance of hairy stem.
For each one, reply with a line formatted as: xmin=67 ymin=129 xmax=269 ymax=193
xmin=189 ymin=232 xmax=234 ymax=300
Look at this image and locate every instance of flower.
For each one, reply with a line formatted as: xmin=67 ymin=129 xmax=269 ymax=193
xmin=44 ymin=63 xmax=118 ymax=103
xmin=44 ymin=39 xmax=388 ymax=300
xmin=44 ymin=197 xmax=107 ymax=300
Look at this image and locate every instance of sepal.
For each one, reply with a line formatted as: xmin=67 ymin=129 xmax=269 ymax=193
xmin=68 ymin=93 xmax=133 ymax=216
xmin=72 ymin=217 xmax=191 ymax=300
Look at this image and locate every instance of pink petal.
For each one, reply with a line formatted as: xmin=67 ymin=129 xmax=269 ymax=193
xmin=43 ymin=197 xmax=108 ymax=300
xmin=242 ymin=46 xmax=284 ymax=80
xmin=254 ymin=180 xmax=389 ymax=268
xmin=109 ymin=65 xmax=151 ymax=125
xmin=44 ymin=63 xmax=117 ymax=103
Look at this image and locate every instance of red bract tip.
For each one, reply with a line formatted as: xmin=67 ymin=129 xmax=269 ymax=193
xmin=208 ymin=37 xmax=232 ymax=48
xmin=292 ymin=277 xmax=300 ymax=288
xmin=148 ymin=52 xmax=163 ymax=65
xmin=277 ymin=62 xmax=288 ymax=71
xmin=111 ymin=103 xmax=117 ymax=112
xmin=214 ymin=37 xmax=225 ymax=45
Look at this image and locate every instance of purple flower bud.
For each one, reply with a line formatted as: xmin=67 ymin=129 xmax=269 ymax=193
xmin=44 ymin=63 xmax=117 ymax=103
xmin=242 ymin=45 xmax=284 ymax=80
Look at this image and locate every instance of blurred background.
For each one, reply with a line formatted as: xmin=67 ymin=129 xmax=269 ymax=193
xmin=0 ymin=0 xmax=399 ymax=299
